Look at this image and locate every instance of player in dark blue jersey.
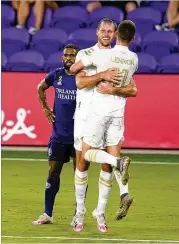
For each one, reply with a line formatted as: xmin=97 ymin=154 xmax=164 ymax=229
xmin=32 ymin=44 xmax=79 ymax=225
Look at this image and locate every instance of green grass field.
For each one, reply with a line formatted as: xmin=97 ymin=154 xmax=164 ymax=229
xmin=2 ymin=151 xmax=179 ymax=243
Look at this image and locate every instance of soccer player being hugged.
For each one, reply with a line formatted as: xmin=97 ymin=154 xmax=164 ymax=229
xmin=32 ymin=44 xmax=79 ymax=225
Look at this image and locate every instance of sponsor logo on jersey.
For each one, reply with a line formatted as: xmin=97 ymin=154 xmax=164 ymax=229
xmin=55 ymin=88 xmax=77 ymax=100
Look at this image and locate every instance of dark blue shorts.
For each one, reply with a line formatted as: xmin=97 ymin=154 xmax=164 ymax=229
xmin=47 ymin=138 xmax=75 ymax=163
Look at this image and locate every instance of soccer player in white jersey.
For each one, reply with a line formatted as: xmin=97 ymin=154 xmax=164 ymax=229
xmin=71 ymin=20 xmax=138 ymax=232
xmin=72 ymin=19 xmax=121 ymax=228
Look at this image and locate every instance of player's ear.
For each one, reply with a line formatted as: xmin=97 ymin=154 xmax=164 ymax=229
xmin=130 ymin=36 xmax=135 ymax=43
xmin=96 ymin=28 xmax=99 ymax=37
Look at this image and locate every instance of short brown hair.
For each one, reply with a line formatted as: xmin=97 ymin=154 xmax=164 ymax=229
xmin=97 ymin=18 xmax=117 ymax=31
xmin=117 ymin=20 xmax=136 ymax=42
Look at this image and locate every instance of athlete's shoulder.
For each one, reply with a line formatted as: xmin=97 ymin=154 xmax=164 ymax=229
xmin=78 ymin=45 xmax=98 ymax=57
xmin=53 ymin=67 xmax=65 ymax=76
xmin=128 ymin=50 xmax=138 ymax=60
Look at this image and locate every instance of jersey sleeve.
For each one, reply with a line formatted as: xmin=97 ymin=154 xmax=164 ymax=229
xmin=44 ymin=70 xmax=55 ymax=87
xmin=75 ymin=50 xmax=83 ymax=62
xmin=81 ymin=54 xmax=94 ymax=67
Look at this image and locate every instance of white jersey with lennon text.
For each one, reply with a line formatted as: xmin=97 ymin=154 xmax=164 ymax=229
xmin=81 ymin=45 xmax=138 ymax=116
xmin=75 ymin=44 xmax=100 ymax=111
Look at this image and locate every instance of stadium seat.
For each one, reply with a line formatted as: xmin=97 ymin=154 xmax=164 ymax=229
xmin=2 ymin=28 xmax=30 ymax=57
xmin=142 ymin=31 xmax=179 ymax=60
xmin=89 ymin=7 xmax=124 ymax=28
xmin=27 ymin=7 xmax=52 ymax=29
xmin=30 ymin=28 xmax=67 ymax=59
xmin=2 ymin=4 xmax=15 ymax=28
xmin=157 ymin=54 xmax=179 ymax=73
xmin=68 ymin=29 xmax=96 ymax=49
xmin=51 ymin=6 xmax=89 ymax=34
xmin=2 ymin=52 xmax=8 ymax=71
xmin=44 ymin=52 xmax=63 ymax=72
xmin=150 ymin=1 xmax=169 ymax=14
xmin=7 ymin=51 xmax=45 ymax=71
xmin=129 ymin=33 xmax=142 ymax=52
xmin=127 ymin=7 xmax=162 ymax=37
xmin=136 ymin=53 xmax=157 ymax=73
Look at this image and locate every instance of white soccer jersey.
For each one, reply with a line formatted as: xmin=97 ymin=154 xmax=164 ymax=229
xmin=81 ymin=45 xmax=138 ymax=116
xmin=74 ymin=44 xmax=101 ymax=151
xmin=75 ymin=44 xmax=100 ymax=110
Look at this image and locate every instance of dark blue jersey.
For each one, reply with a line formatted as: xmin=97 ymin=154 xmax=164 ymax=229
xmin=45 ymin=68 xmax=77 ymax=144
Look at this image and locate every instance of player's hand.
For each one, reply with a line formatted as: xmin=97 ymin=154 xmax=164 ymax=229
xmin=96 ymin=82 xmax=114 ymax=95
xmin=43 ymin=108 xmax=55 ymax=124
xmin=101 ymin=68 xmax=122 ymax=85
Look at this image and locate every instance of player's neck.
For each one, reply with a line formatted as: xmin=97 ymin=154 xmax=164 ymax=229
xmin=116 ymin=40 xmax=129 ymax=48
xmin=65 ymin=69 xmax=71 ymax=75
xmin=97 ymin=43 xmax=111 ymax=49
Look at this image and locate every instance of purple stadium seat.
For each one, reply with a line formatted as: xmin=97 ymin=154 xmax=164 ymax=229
xmin=30 ymin=28 xmax=67 ymax=59
xmin=89 ymin=7 xmax=124 ymax=28
xmin=136 ymin=53 xmax=157 ymax=73
xmin=2 ymin=4 xmax=15 ymax=28
xmin=7 ymin=51 xmax=45 ymax=71
xmin=129 ymin=33 xmax=142 ymax=52
xmin=44 ymin=52 xmax=63 ymax=72
xmin=127 ymin=7 xmax=162 ymax=37
xmin=68 ymin=29 xmax=96 ymax=49
xmin=27 ymin=7 xmax=52 ymax=29
xmin=157 ymin=54 xmax=179 ymax=73
xmin=51 ymin=6 xmax=89 ymax=34
xmin=2 ymin=28 xmax=30 ymax=57
xmin=150 ymin=1 xmax=169 ymax=14
xmin=2 ymin=52 xmax=8 ymax=71
xmin=142 ymin=31 xmax=179 ymax=60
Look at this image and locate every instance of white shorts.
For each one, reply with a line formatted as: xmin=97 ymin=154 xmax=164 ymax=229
xmin=83 ymin=110 xmax=124 ymax=148
xmin=74 ymin=108 xmax=106 ymax=151
xmin=74 ymin=108 xmax=87 ymax=151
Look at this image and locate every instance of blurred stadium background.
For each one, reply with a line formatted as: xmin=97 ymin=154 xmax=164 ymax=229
xmin=1 ymin=0 xmax=179 ymax=243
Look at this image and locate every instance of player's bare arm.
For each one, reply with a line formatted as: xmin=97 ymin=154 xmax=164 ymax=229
xmin=70 ymin=60 xmax=84 ymax=75
xmin=37 ymin=80 xmax=55 ymax=124
xmin=76 ymin=68 xmax=121 ymax=89
xmin=97 ymin=78 xmax=137 ymax=97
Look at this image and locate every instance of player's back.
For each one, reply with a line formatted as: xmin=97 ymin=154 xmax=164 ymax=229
xmin=108 ymin=45 xmax=137 ymax=86
xmin=95 ymin=45 xmax=137 ymax=89
xmin=91 ymin=45 xmax=138 ymax=114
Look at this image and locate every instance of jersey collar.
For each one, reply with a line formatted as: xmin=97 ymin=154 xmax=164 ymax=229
xmin=114 ymin=45 xmax=129 ymax=51
xmin=93 ymin=43 xmax=111 ymax=51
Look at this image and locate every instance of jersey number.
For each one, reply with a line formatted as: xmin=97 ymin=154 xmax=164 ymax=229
xmin=117 ymin=69 xmax=129 ymax=87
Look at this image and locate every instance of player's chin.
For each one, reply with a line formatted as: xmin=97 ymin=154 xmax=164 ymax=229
xmin=102 ymin=40 xmax=112 ymax=47
xmin=64 ymin=63 xmax=73 ymax=69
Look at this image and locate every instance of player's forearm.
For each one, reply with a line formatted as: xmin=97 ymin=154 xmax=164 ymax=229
xmin=70 ymin=60 xmax=85 ymax=75
xmin=112 ymin=86 xmax=138 ymax=97
xmin=37 ymin=85 xmax=50 ymax=110
xmin=76 ymin=73 xmax=103 ymax=89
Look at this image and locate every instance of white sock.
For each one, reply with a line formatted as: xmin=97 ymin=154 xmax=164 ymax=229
xmin=16 ymin=24 xmax=24 ymax=29
xmin=96 ymin=170 xmax=113 ymax=214
xmin=85 ymin=149 xmax=118 ymax=167
xmin=75 ymin=169 xmax=88 ymax=213
xmin=113 ymin=168 xmax=129 ymax=196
